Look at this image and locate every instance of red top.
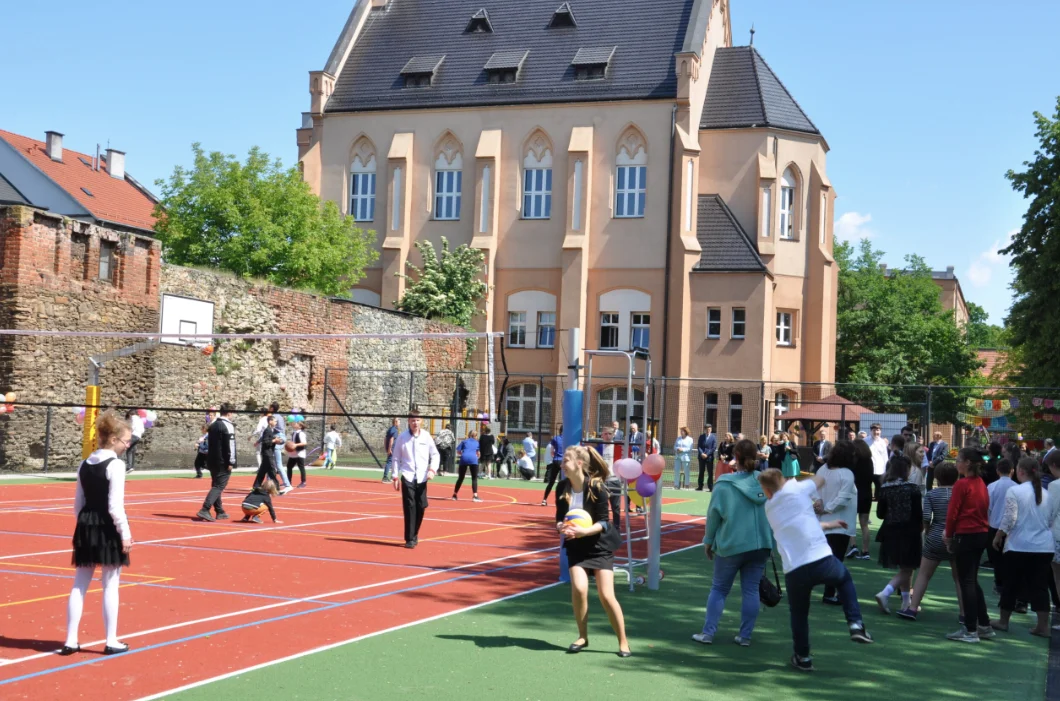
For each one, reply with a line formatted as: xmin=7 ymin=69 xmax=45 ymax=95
xmin=945 ymin=475 xmax=990 ymax=537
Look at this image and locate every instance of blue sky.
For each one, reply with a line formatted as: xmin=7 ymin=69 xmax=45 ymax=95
xmin=3 ymin=0 xmax=1057 ymax=324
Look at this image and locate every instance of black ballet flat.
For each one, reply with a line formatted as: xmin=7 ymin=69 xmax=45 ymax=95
xmin=567 ymin=640 xmax=589 ymax=653
xmin=58 ymin=645 xmax=79 ymax=656
xmin=103 ymin=642 xmax=130 ymax=655
xmin=617 ymin=649 xmax=632 ymax=658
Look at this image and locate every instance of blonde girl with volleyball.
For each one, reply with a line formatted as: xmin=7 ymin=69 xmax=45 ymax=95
xmin=555 ymin=445 xmax=631 ymax=657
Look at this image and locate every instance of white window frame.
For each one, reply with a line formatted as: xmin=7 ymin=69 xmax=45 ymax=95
xmin=433 ymin=150 xmax=462 ymax=222
xmin=98 ymin=240 xmax=116 ymax=282
xmin=779 ymin=168 xmax=796 ymax=240
xmin=729 ymin=393 xmax=744 ymax=435
xmin=683 ymin=159 xmax=694 ymax=231
xmin=349 ymin=171 xmax=376 ymax=222
xmin=506 ymin=384 xmax=552 ymax=432
xmin=597 ymin=387 xmax=645 ymax=427
xmin=630 ymin=313 xmax=650 ymax=350
xmin=731 ymin=308 xmax=746 ymax=339
xmin=774 ymin=392 xmax=790 ymax=431
xmin=776 ymin=311 xmax=793 ymax=347
xmin=615 ymin=165 xmax=647 ymax=218
xmin=704 ymin=392 xmax=718 ymax=428
xmin=536 ymin=311 xmax=556 ymax=349
xmin=819 ymin=192 xmax=828 ymax=245
xmin=707 ymin=307 xmax=721 ymax=339
xmin=760 ymin=186 xmax=771 ymax=238
xmin=508 ymin=311 xmax=527 ymax=348
xmin=522 ymin=168 xmax=552 ymax=219
xmin=600 ymin=312 xmax=620 ymax=350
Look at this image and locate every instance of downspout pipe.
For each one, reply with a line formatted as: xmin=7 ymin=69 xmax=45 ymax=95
xmin=661 ymin=104 xmax=677 ymax=380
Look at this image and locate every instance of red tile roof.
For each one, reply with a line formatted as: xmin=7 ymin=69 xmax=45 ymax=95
xmin=978 ymin=349 xmax=1007 ymax=380
xmin=779 ymin=394 xmax=875 ymax=424
xmin=0 ymin=129 xmax=157 ymax=232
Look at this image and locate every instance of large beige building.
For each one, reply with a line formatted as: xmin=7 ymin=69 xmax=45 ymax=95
xmin=298 ymin=0 xmax=838 ymax=430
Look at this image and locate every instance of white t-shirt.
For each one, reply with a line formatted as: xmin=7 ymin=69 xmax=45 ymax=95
xmin=129 ymin=414 xmax=145 ymax=439
xmin=571 ymin=491 xmax=584 ymax=510
xmin=815 ymin=466 xmax=857 ymax=537
xmin=287 ymin=430 xmax=307 ymax=458
xmin=765 ymin=478 xmax=833 ymax=574
xmin=1000 ymin=481 xmax=1053 ymax=554
xmin=869 ymin=436 xmax=889 ymax=476
xmin=522 ymin=437 xmax=537 ymax=459
xmin=517 ymin=455 xmax=534 ymax=473
xmin=324 ymin=431 xmax=343 ymax=450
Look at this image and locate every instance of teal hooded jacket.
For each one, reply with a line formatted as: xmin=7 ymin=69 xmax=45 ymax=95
xmin=702 ymin=471 xmax=774 ymax=557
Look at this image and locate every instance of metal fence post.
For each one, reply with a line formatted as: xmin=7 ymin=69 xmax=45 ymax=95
xmin=759 ymin=381 xmax=766 ymax=438
xmin=925 ymin=385 xmax=933 ymax=440
xmin=42 ymin=405 xmax=53 ymax=473
xmin=536 ymin=374 xmax=544 ymax=478
xmin=320 ymin=368 xmax=329 ymax=458
xmin=408 ymin=371 xmax=415 ymax=413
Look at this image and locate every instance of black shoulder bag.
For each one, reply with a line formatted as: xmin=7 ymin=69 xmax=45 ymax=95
xmin=759 ymin=554 xmax=783 ymax=607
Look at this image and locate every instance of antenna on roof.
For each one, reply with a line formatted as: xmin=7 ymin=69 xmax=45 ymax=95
xmin=749 ymin=23 xmax=755 ymax=46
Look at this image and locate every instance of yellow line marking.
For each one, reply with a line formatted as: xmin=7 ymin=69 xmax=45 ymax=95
xmin=0 ymin=577 xmax=174 ymax=609
xmin=421 ymin=522 xmax=532 ymax=542
xmin=0 ymin=563 xmax=168 ymax=579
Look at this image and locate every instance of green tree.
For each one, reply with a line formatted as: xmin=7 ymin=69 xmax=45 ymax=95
xmin=396 ymin=238 xmax=488 ymax=329
xmin=1002 ymin=96 xmax=1060 ymax=386
xmin=835 ymin=238 xmax=982 ymax=422
xmin=964 ymin=302 xmax=1006 ymax=350
xmin=154 ymin=144 xmax=377 ymax=296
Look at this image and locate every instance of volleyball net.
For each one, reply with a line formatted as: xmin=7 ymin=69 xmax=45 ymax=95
xmin=0 ymin=328 xmax=501 ymax=473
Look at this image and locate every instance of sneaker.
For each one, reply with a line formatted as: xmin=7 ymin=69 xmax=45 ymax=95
xmin=733 ymin=636 xmax=751 ymax=647
xmin=896 ymin=608 xmax=918 ymax=621
xmin=125 ymin=467 xmax=134 ymax=475
xmin=1015 ymin=602 xmax=1028 ymax=614
xmin=540 ymin=500 xmax=548 ymax=506
xmin=946 ymin=626 xmax=979 ymax=643
xmin=215 ymin=512 xmax=230 ymax=521
xmin=822 ymin=595 xmax=841 ymax=606
xmin=250 ymin=515 xmax=262 ymax=524
xmin=297 ymin=482 xmax=307 ymax=488
xmin=691 ymin=633 xmax=713 ymax=645
xmin=452 ymin=495 xmax=458 ymax=501
xmin=280 ymin=486 xmax=293 ymax=495
xmin=855 ymin=552 xmax=871 ymax=561
xmin=874 ymin=592 xmax=891 ymax=615
xmin=196 ymin=509 xmax=215 ymax=522
xmin=790 ymin=655 xmax=815 ymax=672
xmin=849 ymin=624 xmax=874 ymax=644
xmin=472 ymin=496 xmax=483 ymax=503
xmin=846 ymin=546 xmax=860 ymax=558
xmin=977 ymin=625 xmax=996 ymax=640
xmin=381 ymin=478 xmax=390 ymax=483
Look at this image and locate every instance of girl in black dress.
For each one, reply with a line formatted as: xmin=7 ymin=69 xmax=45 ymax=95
xmin=62 ymin=411 xmax=133 ymax=656
xmin=873 ymin=454 xmax=923 ymax=615
xmin=556 ymin=445 xmax=630 ymax=657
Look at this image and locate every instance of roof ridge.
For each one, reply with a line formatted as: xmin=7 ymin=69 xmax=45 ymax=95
xmin=711 ymin=193 xmax=765 ymax=266
xmin=750 ymin=47 xmax=819 ymax=133
xmin=747 ymin=46 xmax=766 ymax=126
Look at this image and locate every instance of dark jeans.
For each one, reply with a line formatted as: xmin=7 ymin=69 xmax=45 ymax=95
xmin=287 ymin=457 xmax=306 ymax=484
xmin=202 ymin=468 xmax=231 ymax=514
xmin=986 ymin=527 xmax=1006 ymax=591
xmin=785 ymin=555 xmax=863 ymax=658
xmin=542 ymin=461 xmax=562 ymax=501
xmin=194 ymin=452 xmax=207 ymax=477
xmin=454 ymin=462 xmax=479 ymax=495
xmin=953 ymin=532 xmax=991 ymax=628
xmin=1000 ymin=551 xmax=1053 ymax=613
xmin=401 ymin=477 xmax=428 ymax=543
xmin=823 ymin=533 xmax=850 ymax=599
xmin=254 ymin=450 xmax=278 ymax=487
xmin=438 ymin=447 xmax=453 ymax=475
xmin=925 ymin=465 xmax=936 ymax=491
xmin=698 ymin=456 xmax=715 ymax=490
xmin=606 ymin=475 xmax=623 ymax=528
xmin=126 ymin=435 xmax=141 ymax=470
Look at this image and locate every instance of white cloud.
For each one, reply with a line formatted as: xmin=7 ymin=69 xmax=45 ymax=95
xmin=834 ymin=211 xmax=873 ymax=242
xmin=965 ymin=229 xmax=1016 ymax=288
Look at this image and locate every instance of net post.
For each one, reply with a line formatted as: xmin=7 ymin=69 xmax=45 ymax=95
xmin=43 ymin=405 xmax=53 ymax=473
xmin=82 ymin=385 xmax=100 ymax=459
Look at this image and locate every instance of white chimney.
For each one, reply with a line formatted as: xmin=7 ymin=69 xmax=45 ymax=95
xmin=106 ymin=149 xmax=126 ymax=180
xmin=45 ymin=131 xmax=64 ymax=162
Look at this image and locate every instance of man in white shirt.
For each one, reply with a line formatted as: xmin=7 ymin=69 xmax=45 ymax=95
xmin=868 ymin=423 xmax=889 ymax=498
xmin=323 ymin=425 xmax=343 ymax=469
xmin=760 ymin=468 xmax=873 ymax=672
xmin=522 ymin=432 xmax=537 ymax=461
xmin=391 ymin=410 xmax=440 ymax=549
xmin=125 ymin=410 xmax=146 ymax=473
xmin=986 ymin=459 xmax=1016 ymax=595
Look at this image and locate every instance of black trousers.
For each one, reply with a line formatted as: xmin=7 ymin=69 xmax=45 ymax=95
xmin=823 ymin=533 xmax=850 ymax=599
xmin=1000 ymin=551 xmax=1053 ymax=613
xmin=986 ymin=527 xmax=1006 ymax=591
xmin=254 ymin=450 xmax=278 ymax=487
xmin=454 ymin=462 xmax=479 ymax=495
xmin=194 ymin=452 xmax=207 ymax=477
xmin=438 ymin=447 xmax=453 ymax=474
xmin=542 ymin=461 xmax=562 ymax=501
xmin=202 ymin=468 xmax=231 ymax=514
xmin=287 ymin=457 xmax=306 ymax=484
xmin=697 ymin=456 xmax=715 ymax=490
xmin=953 ymin=532 xmax=991 ymax=628
xmin=605 ymin=475 xmax=623 ymax=528
xmin=401 ymin=477 xmax=428 ymax=543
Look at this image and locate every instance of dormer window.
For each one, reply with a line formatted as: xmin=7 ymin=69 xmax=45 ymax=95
xmin=400 ymin=55 xmax=444 ymax=89
xmin=466 ymin=8 xmax=493 ymax=33
xmin=572 ymin=46 xmax=614 ymax=81
xmin=484 ymin=50 xmax=528 ymax=85
xmin=549 ymin=2 xmax=577 ymax=28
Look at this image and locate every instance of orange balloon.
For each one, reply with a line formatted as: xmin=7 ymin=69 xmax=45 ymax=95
xmin=642 ymin=453 xmax=665 ymax=477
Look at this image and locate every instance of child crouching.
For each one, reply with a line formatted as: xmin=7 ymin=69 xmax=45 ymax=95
xmin=241 ymin=480 xmax=282 ymax=524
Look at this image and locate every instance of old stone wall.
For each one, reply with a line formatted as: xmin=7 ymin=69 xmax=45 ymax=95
xmin=0 ymin=205 xmax=473 ymax=472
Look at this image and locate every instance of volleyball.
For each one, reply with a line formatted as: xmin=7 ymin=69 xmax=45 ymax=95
xmin=284 ymin=440 xmax=296 ymax=453
xmin=564 ymin=509 xmax=592 ymax=529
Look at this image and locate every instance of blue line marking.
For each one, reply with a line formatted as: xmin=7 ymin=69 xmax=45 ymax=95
xmin=145 ymin=543 xmax=445 ymax=571
xmin=139 ymin=583 xmax=332 ymax=606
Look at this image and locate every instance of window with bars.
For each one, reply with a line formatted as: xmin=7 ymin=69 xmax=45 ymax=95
xmin=350 ymin=172 xmax=376 ymax=222
xmin=537 ymin=312 xmax=556 ymax=349
xmin=597 ymin=387 xmax=645 ymax=426
xmin=508 ymin=311 xmax=527 ymax=347
xmin=615 ymin=165 xmax=646 ymax=218
xmin=705 ymin=392 xmax=718 ymax=429
xmin=630 ymin=313 xmax=650 ymax=350
xmin=434 ymin=169 xmax=462 ymax=220
xmin=600 ymin=312 xmax=619 ymax=349
xmin=775 ymin=392 xmax=791 ymax=431
xmin=707 ymin=308 xmax=721 ymax=339
xmin=506 ymin=384 xmax=551 ymax=431
xmin=729 ymin=393 xmax=743 ymax=435
xmin=522 ymin=168 xmax=552 ymax=219
xmin=732 ymin=308 xmax=746 ymax=339
xmin=776 ymin=311 xmax=793 ymax=346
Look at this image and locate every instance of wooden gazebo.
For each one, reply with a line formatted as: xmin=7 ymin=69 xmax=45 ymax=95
xmin=777 ymin=394 xmax=875 ymax=438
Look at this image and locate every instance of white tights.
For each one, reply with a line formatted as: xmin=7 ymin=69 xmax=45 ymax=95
xmin=65 ymin=565 xmax=121 ymax=648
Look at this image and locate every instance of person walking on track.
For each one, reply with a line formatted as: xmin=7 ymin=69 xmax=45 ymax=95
xmin=198 ymin=404 xmax=236 ymax=522
xmin=391 ymin=409 xmax=440 ymax=549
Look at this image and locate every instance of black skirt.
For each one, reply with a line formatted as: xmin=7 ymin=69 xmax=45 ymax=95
xmin=72 ymin=509 xmax=130 ymax=568
xmin=875 ymin=524 xmax=921 ymax=569
xmin=566 ymin=547 xmax=615 ymax=573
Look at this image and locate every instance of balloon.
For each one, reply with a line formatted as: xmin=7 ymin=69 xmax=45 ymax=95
xmin=4 ymin=404 xmax=12 ymax=413
xmin=0 ymin=405 xmax=7 ymax=414
xmin=649 ymin=469 xmax=662 ymax=482
xmin=75 ymin=412 xmax=85 ymax=425
xmin=635 ymin=473 xmax=657 ymax=498
xmin=4 ymin=392 xmax=15 ymax=403
xmin=614 ymin=458 xmax=642 ymax=481
xmin=137 ymin=409 xmax=147 ymax=419
xmin=144 ymin=420 xmax=154 ymax=429
xmin=73 ymin=406 xmax=83 ymax=415
xmin=628 ymin=490 xmax=646 ymax=508
xmin=642 ymin=453 xmax=665 ymax=477
xmin=146 ymin=410 xmax=158 ymax=422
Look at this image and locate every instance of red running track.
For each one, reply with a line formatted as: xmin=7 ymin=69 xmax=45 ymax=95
xmin=0 ymin=475 xmax=703 ymax=700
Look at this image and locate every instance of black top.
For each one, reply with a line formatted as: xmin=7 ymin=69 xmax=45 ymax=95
xmin=207 ymin=417 xmax=236 ymax=470
xmin=79 ymin=458 xmax=116 ymax=514
xmin=260 ymin=426 xmax=281 ymax=457
xmin=851 ymin=439 xmax=875 ymax=492
xmin=243 ymin=487 xmax=277 ymax=520
xmin=877 ymin=481 xmax=923 ymax=530
xmin=719 ymin=442 xmax=735 ymax=461
xmin=554 ymin=478 xmax=617 ymax=557
xmin=479 ymin=433 xmax=496 ymax=459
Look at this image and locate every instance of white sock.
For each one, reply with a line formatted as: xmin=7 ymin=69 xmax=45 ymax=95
xmin=881 ymin=584 xmax=895 ymax=598
xmin=901 ymin=590 xmax=911 ymax=609
xmin=101 ymin=565 xmax=122 ymax=647
xmin=65 ymin=567 xmax=94 ymax=647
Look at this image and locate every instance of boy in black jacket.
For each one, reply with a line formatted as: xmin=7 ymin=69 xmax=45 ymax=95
xmin=198 ymin=404 xmax=237 ymax=522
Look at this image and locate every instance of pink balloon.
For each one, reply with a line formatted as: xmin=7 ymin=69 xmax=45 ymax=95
xmin=642 ymin=453 xmax=665 ymax=477
xmin=635 ymin=473 xmax=657 ymax=498
xmin=614 ymin=458 xmax=642 ymax=481
xmin=649 ymin=470 xmax=662 ymax=482
xmin=137 ymin=409 xmax=148 ymax=419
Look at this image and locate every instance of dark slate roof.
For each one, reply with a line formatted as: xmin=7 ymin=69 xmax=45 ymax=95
xmin=700 ymin=46 xmax=819 ymax=135
xmin=0 ymin=172 xmax=28 ymax=205
xmin=484 ymin=49 xmax=528 ymax=70
xmin=326 ymin=0 xmax=696 ymax=113
xmin=693 ymin=195 xmax=767 ymax=272
xmin=401 ymin=55 xmax=446 ymax=74
xmin=571 ymin=46 xmax=616 ymax=65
